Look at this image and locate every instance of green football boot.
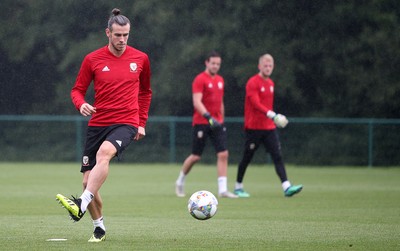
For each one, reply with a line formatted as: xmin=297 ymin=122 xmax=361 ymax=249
xmin=234 ymin=189 xmax=251 ymax=198
xmin=284 ymin=185 xmax=303 ymax=197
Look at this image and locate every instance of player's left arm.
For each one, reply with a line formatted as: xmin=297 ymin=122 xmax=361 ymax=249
xmin=135 ymin=55 xmax=152 ymax=141
xmin=248 ymin=91 xmax=288 ymax=128
xmin=138 ymin=55 xmax=152 ymax=130
xmin=220 ymin=102 xmax=225 ymax=121
xmin=134 ymin=126 xmax=146 ymax=141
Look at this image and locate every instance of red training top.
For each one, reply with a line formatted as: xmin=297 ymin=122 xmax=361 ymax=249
xmin=71 ymin=45 xmax=152 ymax=127
xmin=244 ymin=74 xmax=276 ymax=130
xmin=192 ymin=71 xmax=224 ymax=125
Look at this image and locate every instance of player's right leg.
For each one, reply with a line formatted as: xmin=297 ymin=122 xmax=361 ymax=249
xmin=56 ymin=127 xmax=104 ymax=221
xmin=56 ymin=194 xmax=85 ymax=221
xmin=85 ymin=125 xmax=135 ymax=241
xmin=175 ymin=125 xmax=206 ymax=197
xmin=56 ymin=171 xmax=92 ymax=222
xmin=175 ymin=154 xmax=201 ymax=197
xmin=234 ymin=130 xmax=260 ymax=198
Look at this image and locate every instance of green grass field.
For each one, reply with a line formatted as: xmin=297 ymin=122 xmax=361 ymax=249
xmin=0 ymin=162 xmax=399 ymax=250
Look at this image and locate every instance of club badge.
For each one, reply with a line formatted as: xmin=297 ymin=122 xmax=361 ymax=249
xmin=82 ymin=156 xmax=89 ymax=166
xmin=130 ymin=63 xmax=137 ymax=72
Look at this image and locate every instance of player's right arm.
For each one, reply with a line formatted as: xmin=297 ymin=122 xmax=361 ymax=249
xmin=193 ymin=92 xmax=221 ymax=128
xmin=246 ymin=80 xmax=270 ymax=114
xmin=71 ymin=56 xmax=95 ymax=116
xmin=193 ymin=92 xmax=208 ymax=116
xmin=79 ymin=103 xmax=96 ymax=117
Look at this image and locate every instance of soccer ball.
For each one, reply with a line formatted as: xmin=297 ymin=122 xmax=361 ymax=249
xmin=188 ymin=190 xmax=218 ymax=220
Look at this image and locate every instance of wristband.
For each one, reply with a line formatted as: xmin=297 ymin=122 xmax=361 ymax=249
xmin=266 ymin=110 xmax=276 ymax=119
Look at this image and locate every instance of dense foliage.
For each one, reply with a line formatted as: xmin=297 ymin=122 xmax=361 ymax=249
xmin=1 ymin=0 xmax=399 ymax=118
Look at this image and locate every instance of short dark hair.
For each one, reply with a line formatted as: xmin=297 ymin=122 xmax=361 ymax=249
xmin=107 ymin=8 xmax=130 ymax=31
xmin=206 ymin=50 xmax=221 ymax=61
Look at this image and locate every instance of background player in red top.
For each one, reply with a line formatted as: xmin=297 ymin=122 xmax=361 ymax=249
xmin=175 ymin=51 xmax=238 ymax=198
xmin=56 ymin=8 xmax=152 ymax=242
xmin=234 ymin=54 xmax=302 ymax=198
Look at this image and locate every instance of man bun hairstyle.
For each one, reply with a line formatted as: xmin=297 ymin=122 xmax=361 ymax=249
xmin=108 ymin=8 xmax=131 ymax=31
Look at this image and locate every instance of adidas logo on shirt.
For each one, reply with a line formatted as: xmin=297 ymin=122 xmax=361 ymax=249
xmin=102 ymin=66 xmax=110 ymax=72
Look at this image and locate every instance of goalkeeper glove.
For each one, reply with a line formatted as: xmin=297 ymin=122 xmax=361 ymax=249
xmin=203 ymin=112 xmax=221 ymax=129
xmin=267 ymin=111 xmax=289 ymax=128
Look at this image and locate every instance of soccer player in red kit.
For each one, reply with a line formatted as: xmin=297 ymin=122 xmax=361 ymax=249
xmin=56 ymin=8 xmax=152 ymax=242
xmin=234 ymin=54 xmax=302 ymax=198
xmin=175 ymin=51 xmax=238 ymax=198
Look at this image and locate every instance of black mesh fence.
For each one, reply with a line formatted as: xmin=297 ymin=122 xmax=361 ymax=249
xmin=0 ymin=116 xmax=399 ymax=166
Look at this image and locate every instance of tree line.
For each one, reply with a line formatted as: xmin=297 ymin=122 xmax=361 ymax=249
xmin=1 ymin=0 xmax=399 ymax=119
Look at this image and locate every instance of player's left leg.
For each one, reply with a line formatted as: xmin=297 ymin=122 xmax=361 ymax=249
xmin=87 ymin=198 xmax=106 ymax=242
xmin=84 ymin=171 xmax=106 ymax=242
xmin=216 ymin=150 xmax=237 ymax=198
xmin=210 ymin=125 xmax=237 ymax=198
xmin=265 ymin=130 xmax=303 ymax=197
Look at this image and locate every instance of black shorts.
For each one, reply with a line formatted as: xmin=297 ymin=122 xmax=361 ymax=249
xmin=80 ymin=124 xmax=138 ymax=172
xmin=244 ymin=129 xmax=281 ymax=155
xmin=191 ymin=124 xmax=227 ymax=156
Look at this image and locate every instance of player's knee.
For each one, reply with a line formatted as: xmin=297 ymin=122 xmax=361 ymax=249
xmin=96 ymin=144 xmax=116 ymax=162
xmin=217 ymin=150 xmax=229 ymax=160
xmin=271 ymin=152 xmax=283 ymax=163
xmin=191 ymin=154 xmax=201 ymax=163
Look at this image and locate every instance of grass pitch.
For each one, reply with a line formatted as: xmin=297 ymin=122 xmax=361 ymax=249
xmin=0 ymin=162 xmax=399 ymax=250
